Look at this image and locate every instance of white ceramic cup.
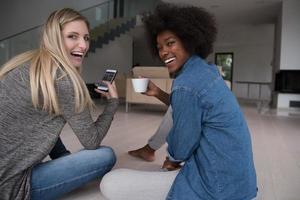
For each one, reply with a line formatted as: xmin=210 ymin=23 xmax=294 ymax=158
xmin=131 ymin=78 xmax=149 ymax=93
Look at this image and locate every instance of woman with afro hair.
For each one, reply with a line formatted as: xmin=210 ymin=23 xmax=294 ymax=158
xmin=100 ymin=3 xmax=257 ymax=200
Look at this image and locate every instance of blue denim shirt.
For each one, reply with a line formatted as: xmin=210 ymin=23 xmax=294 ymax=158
xmin=166 ymin=55 xmax=257 ymax=200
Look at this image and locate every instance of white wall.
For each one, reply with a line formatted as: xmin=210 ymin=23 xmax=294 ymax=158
xmin=214 ymin=24 xmax=275 ymax=100
xmin=280 ymin=0 xmax=300 ymax=70
xmin=276 ymin=0 xmax=300 ymax=108
xmin=0 ymin=0 xmax=109 ymax=40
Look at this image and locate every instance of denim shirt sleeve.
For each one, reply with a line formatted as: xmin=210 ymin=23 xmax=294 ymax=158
xmin=167 ymin=87 xmax=203 ymax=161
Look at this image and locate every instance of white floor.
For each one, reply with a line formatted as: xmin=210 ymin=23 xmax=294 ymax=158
xmin=59 ymin=100 xmax=300 ymax=200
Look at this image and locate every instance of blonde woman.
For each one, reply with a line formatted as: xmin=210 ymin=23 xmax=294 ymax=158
xmin=0 ymin=8 xmax=118 ymax=200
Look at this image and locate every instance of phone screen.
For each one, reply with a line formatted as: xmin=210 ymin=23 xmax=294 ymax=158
xmin=95 ymin=69 xmax=117 ymax=91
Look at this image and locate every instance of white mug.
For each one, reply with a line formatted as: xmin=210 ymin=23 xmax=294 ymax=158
xmin=131 ymin=78 xmax=149 ymax=93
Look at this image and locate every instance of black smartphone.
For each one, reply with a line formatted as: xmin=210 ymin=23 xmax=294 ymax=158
xmin=95 ymin=69 xmax=118 ymax=91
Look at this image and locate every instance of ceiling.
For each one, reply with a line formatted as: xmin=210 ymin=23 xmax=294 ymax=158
xmin=162 ymin=0 xmax=284 ymax=25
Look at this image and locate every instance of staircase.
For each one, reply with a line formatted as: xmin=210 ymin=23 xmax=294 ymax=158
xmin=89 ymin=16 xmax=136 ymax=53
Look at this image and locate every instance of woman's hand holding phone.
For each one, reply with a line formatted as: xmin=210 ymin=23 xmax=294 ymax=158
xmin=95 ymin=81 xmax=118 ymax=99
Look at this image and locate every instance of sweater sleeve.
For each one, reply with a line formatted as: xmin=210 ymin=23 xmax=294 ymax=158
xmin=56 ymin=75 xmax=119 ymax=149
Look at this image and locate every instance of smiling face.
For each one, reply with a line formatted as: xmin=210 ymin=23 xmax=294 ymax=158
xmin=156 ymin=30 xmax=190 ymax=74
xmin=62 ymin=20 xmax=90 ymax=68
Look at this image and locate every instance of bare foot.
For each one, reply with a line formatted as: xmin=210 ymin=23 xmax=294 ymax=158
xmin=162 ymin=157 xmax=181 ymax=171
xmin=128 ymin=144 xmax=155 ymax=162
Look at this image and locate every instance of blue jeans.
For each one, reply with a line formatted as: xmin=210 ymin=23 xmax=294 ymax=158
xmin=31 ymin=146 xmax=116 ymax=200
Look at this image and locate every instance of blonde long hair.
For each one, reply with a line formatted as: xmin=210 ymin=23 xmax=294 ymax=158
xmin=0 ymin=8 xmax=93 ymax=115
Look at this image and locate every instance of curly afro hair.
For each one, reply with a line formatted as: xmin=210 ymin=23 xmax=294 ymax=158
xmin=142 ymin=2 xmax=217 ymax=59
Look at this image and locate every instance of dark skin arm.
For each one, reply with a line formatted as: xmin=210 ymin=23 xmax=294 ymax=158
xmin=142 ymin=80 xmax=182 ymax=171
xmin=142 ymin=80 xmax=170 ymax=105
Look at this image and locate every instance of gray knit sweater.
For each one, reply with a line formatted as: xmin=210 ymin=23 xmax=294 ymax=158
xmin=0 ymin=63 xmax=119 ymax=200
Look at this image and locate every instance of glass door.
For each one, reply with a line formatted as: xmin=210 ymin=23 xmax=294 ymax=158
xmin=215 ymin=52 xmax=233 ymax=90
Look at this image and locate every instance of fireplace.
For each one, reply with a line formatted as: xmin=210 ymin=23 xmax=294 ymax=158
xmin=275 ymin=70 xmax=300 ymax=94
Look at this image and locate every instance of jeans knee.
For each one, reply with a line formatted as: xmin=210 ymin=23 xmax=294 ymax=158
xmin=97 ymin=146 xmax=116 ymax=168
